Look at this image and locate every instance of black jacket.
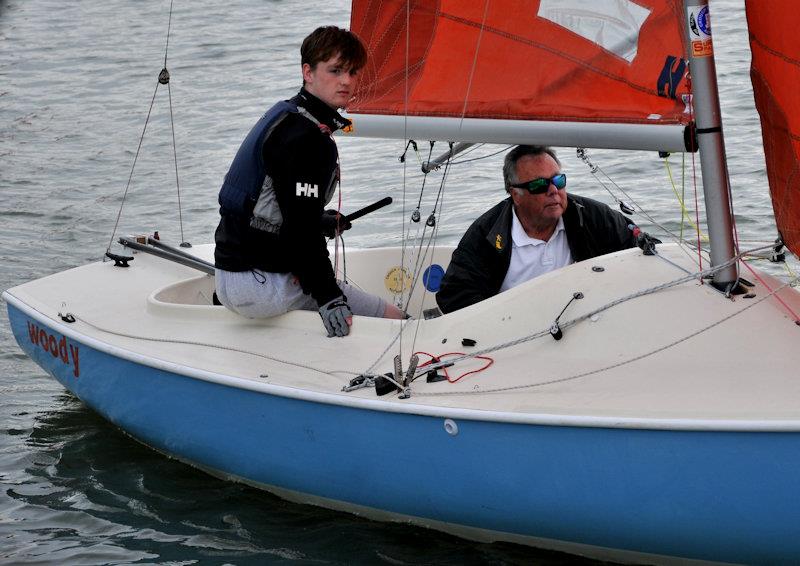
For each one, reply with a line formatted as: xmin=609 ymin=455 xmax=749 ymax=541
xmin=214 ymin=89 xmax=349 ymax=307
xmin=436 ymin=195 xmax=637 ymax=313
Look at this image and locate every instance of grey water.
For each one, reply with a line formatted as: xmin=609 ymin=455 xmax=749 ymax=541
xmin=1 ymin=0 xmax=794 ymax=563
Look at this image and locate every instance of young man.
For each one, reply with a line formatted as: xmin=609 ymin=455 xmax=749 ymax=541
xmin=436 ymin=145 xmax=639 ymax=314
xmin=214 ymin=26 xmax=403 ymax=337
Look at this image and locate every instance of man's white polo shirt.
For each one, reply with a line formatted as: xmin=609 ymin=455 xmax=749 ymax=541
xmin=499 ymin=209 xmax=573 ymax=292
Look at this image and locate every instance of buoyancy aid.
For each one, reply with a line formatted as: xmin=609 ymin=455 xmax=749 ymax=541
xmin=217 ymin=100 xmax=298 ymax=217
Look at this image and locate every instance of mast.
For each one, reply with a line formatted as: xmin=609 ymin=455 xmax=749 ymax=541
xmin=685 ymin=0 xmax=739 ymax=287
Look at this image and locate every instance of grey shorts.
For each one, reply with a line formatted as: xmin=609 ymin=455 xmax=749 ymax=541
xmin=215 ymin=268 xmax=387 ymax=319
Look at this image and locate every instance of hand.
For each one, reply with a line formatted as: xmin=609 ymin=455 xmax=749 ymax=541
xmin=636 ymin=231 xmax=662 ymax=255
xmin=318 ymin=296 xmax=353 ymax=337
xmin=320 ymin=209 xmax=352 ymax=239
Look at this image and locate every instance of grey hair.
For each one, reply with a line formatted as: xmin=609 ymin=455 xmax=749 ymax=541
xmin=503 ymin=145 xmax=560 ymax=192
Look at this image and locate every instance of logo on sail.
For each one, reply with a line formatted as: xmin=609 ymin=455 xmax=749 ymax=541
xmin=656 ymin=56 xmax=687 ymax=99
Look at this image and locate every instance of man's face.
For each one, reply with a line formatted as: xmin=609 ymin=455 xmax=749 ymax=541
xmin=510 ymin=153 xmax=568 ymax=231
xmin=302 ymin=54 xmax=360 ymax=109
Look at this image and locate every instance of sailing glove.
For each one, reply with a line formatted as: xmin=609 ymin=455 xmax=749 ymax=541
xmin=636 ymin=232 xmax=662 ymax=256
xmin=318 ymin=296 xmax=353 ymax=337
xmin=629 ymin=224 xmax=662 ymax=256
xmin=320 ymin=209 xmax=352 ymax=239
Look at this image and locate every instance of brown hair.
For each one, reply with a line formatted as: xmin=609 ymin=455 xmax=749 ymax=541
xmin=301 ymin=26 xmax=367 ymax=73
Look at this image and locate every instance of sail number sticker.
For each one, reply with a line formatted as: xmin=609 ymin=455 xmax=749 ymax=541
xmin=687 ymin=5 xmax=713 ymax=58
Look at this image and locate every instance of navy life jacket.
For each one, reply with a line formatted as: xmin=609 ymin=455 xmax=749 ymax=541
xmin=218 ymin=100 xmax=298 ymax=216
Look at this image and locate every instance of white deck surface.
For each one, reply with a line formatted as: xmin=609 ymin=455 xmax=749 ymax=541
xmin=6 ymin=243 xmax=800 ymax=428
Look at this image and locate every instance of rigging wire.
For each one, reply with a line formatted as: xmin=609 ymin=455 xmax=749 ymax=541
xmin=416 ymin=274 xmax=798 ymax=397
xmin=449 ymin=144 xmax=512 ymax=166
xmin=663 ymin=153 xmax=705 ymax=241
xmin=576 ymin=148 xmax=701 ymax=268
xmin=686 ymin=84 xmax=705 ymax=273
xmin=67 ymin=312 xmax=360 ymax=381
xmin=105 ymin=81 xmax=161 ymax=255
xmin=162 ymin=0 xmax=186 ymax=246
xmin=106 ymin=0 xmax=186 ymax=254
xmin=397 ymin=0 xmax=413 ymax=363
xmin=577 ymin=149 xmax=688 ymax=243
xmin=410 ymin=242 xmax=793 ymax=385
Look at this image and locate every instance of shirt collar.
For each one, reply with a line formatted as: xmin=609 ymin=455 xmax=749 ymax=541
xmin=510 ymin=209 xmax=565 ymax=247
xmin=295 ymin=88 xmax=352 ymax=132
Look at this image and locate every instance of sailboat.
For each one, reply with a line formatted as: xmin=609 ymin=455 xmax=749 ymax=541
xmin=4 ymin=0 xmax=800 ymax=563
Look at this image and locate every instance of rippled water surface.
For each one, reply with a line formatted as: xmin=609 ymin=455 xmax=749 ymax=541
xmin=1 ymin=1 xmax=795 ymax=563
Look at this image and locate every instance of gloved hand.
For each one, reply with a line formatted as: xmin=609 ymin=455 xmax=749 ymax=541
xmin=318 ymin=296 xmax=353 ymax=337
xmin=320 ymin=209 xmax=352 ymax=239
xmin=636 ymin=232 xmax=662 ymax=255
xmin=629 ymin=224 xmax=662 ymax=256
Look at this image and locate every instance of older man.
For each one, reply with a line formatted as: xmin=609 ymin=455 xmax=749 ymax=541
xmin=436 ymin=145 xmax=638 ymax=314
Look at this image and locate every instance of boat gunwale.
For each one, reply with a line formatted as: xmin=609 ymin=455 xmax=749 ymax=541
xmin=6 ymin=288 xmax=800 ymax=433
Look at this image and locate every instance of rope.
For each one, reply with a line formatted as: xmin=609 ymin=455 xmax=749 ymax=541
xmin=167 ymin=80 xmax=185 ymax=245
xmin=664 ymin=154 xmax=705 ymax=241
xmin=361 ymin=145 xmax=454 ymax=376
xmin=577 ymin=149 xmax=700 ymax=267
xmin=413 ymin=244 xmax=778 ymax=378
xmin=106 ymin=0 xmax=186 ymax=254
xmin=415 ymin=269 xmax=799 ymax=397
xmin=68 ymin=312 xmax=359 ymax=381
xmin=106 ymin=80 xmax=161 ymax=254
xmin=449 ymin=144 xmax=512 ymax=166
xmin=687 ymin=77 xmax=704 ymax=273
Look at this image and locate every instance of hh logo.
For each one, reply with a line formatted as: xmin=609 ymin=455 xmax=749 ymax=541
xmin=27 ymin=321 xmax=80 ymax=378
xmin=295 ymin=182 xmax=319 ymax=198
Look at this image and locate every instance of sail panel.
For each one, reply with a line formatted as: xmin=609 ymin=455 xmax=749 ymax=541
xmin=349 ymin=0 xmax=690 ymax=126
xmin=746 ymin=0 xmax=800 ymax=256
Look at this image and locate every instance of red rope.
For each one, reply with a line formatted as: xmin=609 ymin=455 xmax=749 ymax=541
xmin=686 ymin=77 xmax=704 ymax=277
xmin=740 ymin=259 xmax=800 ymax=322
xmin=414 ymin=351 xmax=494 ymax=383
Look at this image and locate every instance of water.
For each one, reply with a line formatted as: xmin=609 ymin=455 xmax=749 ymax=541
xmin=1 ymin=1 xmax=794 ymax=563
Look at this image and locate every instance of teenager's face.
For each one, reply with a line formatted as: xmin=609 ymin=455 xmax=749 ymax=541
xmin=303 ymin=53 xmax=361 ymax=109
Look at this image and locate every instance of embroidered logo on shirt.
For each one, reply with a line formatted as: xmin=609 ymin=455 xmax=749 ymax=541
xmin=295 ymin=182 xmax=319 ymax=198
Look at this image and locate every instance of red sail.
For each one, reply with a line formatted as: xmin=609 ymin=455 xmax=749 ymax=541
xmin=349 ymin=0 xmax=690 ymax=125
xmin=746 ymin=0 xmax=800 ymax=256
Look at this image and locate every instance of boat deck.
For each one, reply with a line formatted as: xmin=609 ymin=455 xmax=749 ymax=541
xmin=6 ymin=242 xmax=800 ymax=428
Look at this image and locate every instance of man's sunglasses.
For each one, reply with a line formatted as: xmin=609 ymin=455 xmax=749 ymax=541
xmin=509 ymin=173 xmax=567 ymax=194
